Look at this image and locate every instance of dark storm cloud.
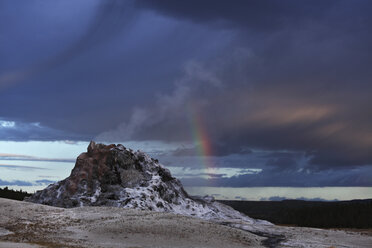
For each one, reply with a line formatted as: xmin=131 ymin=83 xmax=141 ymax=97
xmin=0 ymin=1 xmax=226 ymax=139
xmin=0 ymin=178 xmax=55 ymax=186
xmin=1 ymin=0 xmax=372 ymax=186
xmin=265 ymin=157 xmax=297 ymax=171
xmin=0 ymin=119 xmax=86 ymax=141
xmin=0 ymin=152 xmax=75 ymax=163
xmin=35 ymin=179 xmax=56 ymax=185
xmin=136 ymin=0 xmax=337 ymax=31
xmin=171 ymin=145 xmax=252 ymax=157
xmin=176 ymin=173 xmax=227 ymax=179
xmin=262 ymin=152 xmax=302 ymax=171
xmin=180 ymin=165 xmax=372 ymax=187
xmin=0 ymin=0 xmax=136 ymax=88
xmin=117 ymin=0 xmax=372 ymax=170
xmin=0 ymin=179 xmax=33 ymax=186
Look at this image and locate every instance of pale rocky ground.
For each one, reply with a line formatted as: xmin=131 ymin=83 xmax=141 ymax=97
xmin=0 ymin=198 xmax=264 ymax=248
xmin=1 ymin=198 xmax=372 ymax=248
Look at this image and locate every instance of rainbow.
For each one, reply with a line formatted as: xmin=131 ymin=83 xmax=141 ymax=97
xmin=188 ymin=106 xmax=216 ymax=176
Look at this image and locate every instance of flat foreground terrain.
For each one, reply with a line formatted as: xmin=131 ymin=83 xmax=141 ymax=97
xmin=0 ymin=198 xmax=263 ymax=248
xmin=1 ymin=198 xmax=371 ymax=248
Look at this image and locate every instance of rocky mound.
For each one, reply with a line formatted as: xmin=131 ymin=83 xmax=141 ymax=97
xmin=26 ymin=142 xmax=259 ymax=222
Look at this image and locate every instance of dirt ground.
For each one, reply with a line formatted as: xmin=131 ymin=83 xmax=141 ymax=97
xmin=1 ymin=198 xmax=371 ymax=248
xmin=0 ymin=198 xmax=264 ymax=248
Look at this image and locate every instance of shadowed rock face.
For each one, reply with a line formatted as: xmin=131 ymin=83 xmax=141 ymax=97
xmin=26 ymin=141 xmax=187 ymax=209
xmin=25 ymin=142 xmax=260 ymax=222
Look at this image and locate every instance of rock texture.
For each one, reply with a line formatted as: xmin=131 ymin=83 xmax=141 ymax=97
xmin=26 ymin=142 xmax=260 ymax=222
xmin=1 ymin=198 xmax=266 ymax=248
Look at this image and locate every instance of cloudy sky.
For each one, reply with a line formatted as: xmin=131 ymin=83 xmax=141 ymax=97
xmin=1 ymin=0 xmax=372 ymax=199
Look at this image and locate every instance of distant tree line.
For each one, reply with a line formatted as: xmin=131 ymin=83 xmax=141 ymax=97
xmin=0 ymin=187 xmax=32 ymax=201
xmin=220 ymin=199 xmax=372 ymax=229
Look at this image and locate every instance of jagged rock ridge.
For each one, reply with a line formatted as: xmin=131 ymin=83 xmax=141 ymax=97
xmin=26 ymin=142 xmax=261 ymax=222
